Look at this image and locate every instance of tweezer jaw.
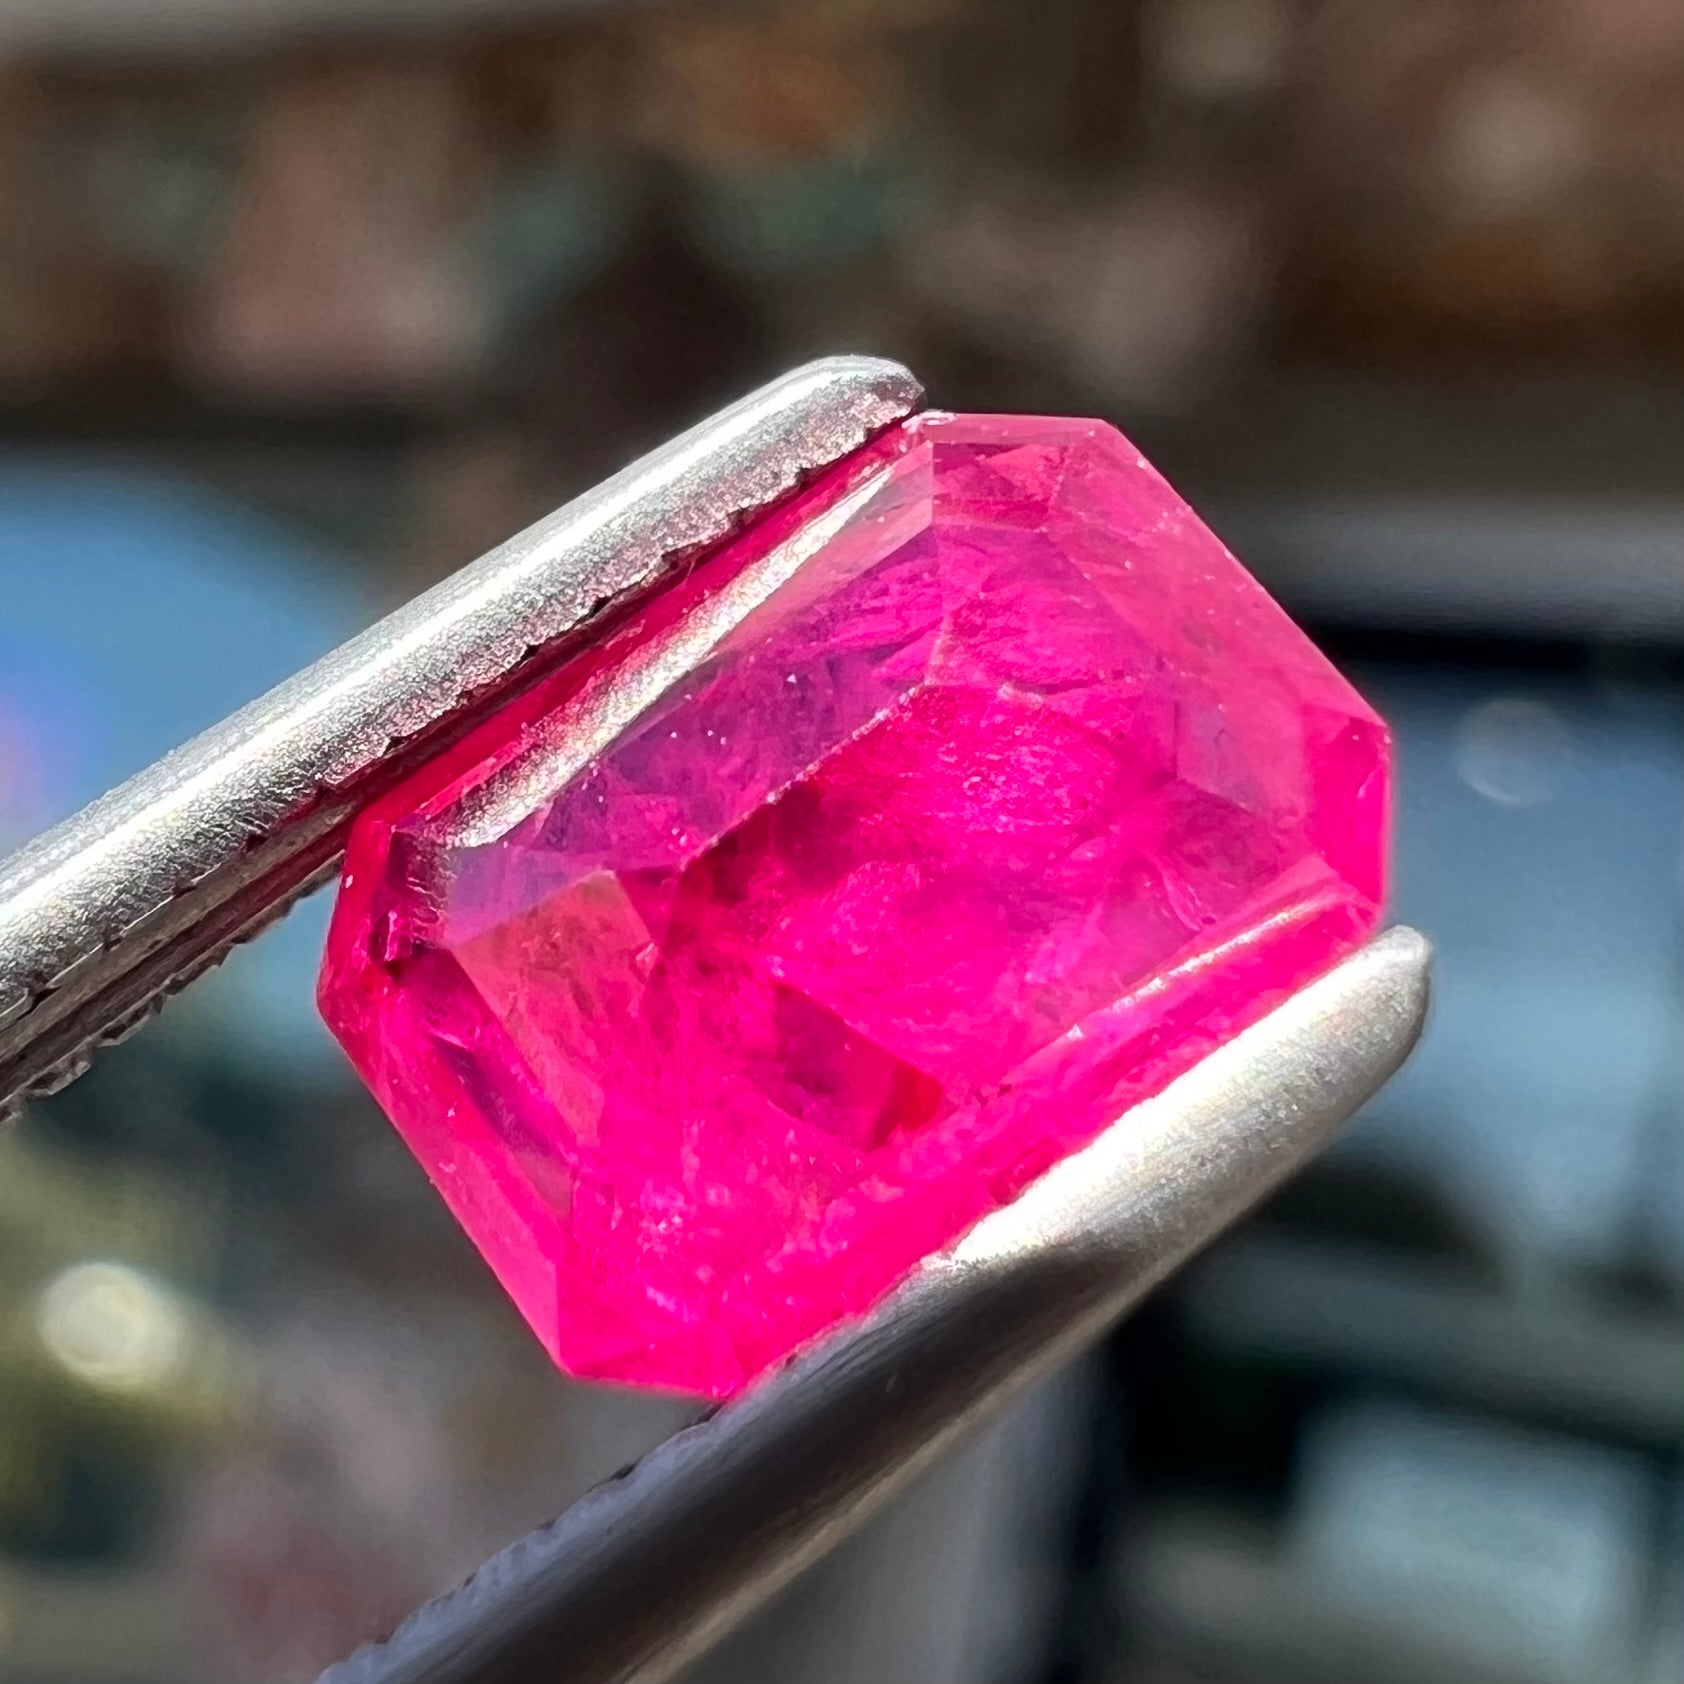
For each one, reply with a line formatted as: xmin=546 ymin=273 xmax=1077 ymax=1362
xmin=0 ymin=360 xmax=1429 ymax=1682
xmin=0 ymin=356 xmax=923 ymax=1117
xmin=318 ymin=927 xmax=1430 ymax=1684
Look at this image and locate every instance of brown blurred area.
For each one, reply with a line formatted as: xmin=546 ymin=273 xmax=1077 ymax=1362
xmin=4 ymin=1 xmax=1684 ymax=615
xmin=13 ymin=1 xmax=1684 ymax=544
xmin=0 ymin=4 xmax=1682 ymax=1683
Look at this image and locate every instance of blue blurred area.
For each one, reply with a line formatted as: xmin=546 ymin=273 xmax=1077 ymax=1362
xmin=1352 ymin=668 xmax=1684 ymax=1277
xmin=0 ymin=461 xmax=368 ymax=1069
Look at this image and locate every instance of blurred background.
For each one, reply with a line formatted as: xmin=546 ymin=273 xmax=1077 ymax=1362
xmin=0 ymin=0 xmax=1682 ymax=1680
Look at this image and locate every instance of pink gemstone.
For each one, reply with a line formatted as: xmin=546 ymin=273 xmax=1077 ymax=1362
xmin=319 ymin=413 xmax=1389 ymax=1397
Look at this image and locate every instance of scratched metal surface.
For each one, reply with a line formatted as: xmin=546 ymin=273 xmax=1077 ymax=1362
xmin=0 ymin=356 xmax=922 ymax=1114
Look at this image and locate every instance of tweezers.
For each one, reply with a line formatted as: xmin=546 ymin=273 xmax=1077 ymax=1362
xmin=0 ymin=356 xmax=1430 ymax=1684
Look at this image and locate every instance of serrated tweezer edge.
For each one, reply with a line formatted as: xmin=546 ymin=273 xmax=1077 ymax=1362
xmin=0 ymin=356 xmax=922 ymax=1115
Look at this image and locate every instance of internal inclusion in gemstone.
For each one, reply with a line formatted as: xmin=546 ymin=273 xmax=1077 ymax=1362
xmin=318 ymin=412 xmax=1389 ymax=1398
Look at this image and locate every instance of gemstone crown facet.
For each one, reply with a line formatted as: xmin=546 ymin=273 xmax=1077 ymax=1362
xmin=319 ymin=412 xmax=1389 ymax=1397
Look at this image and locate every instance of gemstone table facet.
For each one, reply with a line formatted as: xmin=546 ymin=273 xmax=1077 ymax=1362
xmin=318 ymin=413 xmax=1389 ymax=1397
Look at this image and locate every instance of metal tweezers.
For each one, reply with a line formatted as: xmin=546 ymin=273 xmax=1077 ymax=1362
xmin=0 ymin=357 xmax=1430 ymax=1684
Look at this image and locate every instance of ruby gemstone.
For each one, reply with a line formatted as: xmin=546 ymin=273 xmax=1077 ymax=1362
xmin=319 ymin=412 xmax=1388 ymax=1397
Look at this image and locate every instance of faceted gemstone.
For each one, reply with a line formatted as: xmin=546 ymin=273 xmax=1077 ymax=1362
xmin=319 ymin=413 xmax=1389 ymax=1397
